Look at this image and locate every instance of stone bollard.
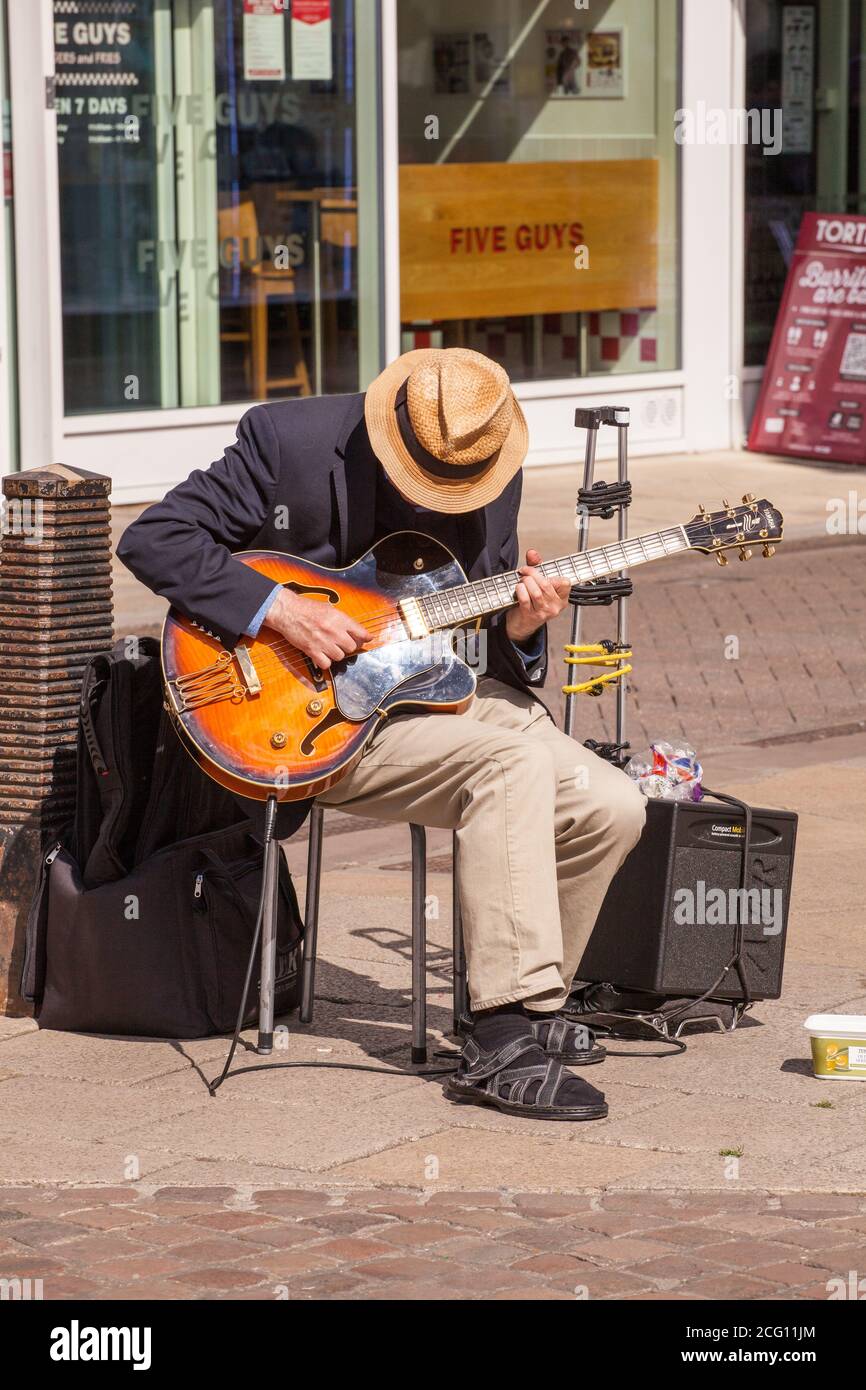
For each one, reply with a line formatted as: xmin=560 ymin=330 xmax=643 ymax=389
xmin=0 ymin=464 xmax=114 ymax=1014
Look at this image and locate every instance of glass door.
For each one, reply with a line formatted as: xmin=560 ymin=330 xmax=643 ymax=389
xmin=745 ymin=0 xmax=866 ymax=366
xmin=53 ymin=0 xmax=382 ymax=416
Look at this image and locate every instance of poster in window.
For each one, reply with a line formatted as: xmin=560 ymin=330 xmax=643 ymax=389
xmin=472 ymin=31 xmax=511 ymax=96
xmin=545 ymin=28 xmax=625 ymax=99
xmin=433 ymin=34 xmax=470 ymax=95
xmin=292 ymin=0 xmax=332 ymax=83
xmin=583 ymin=30 xmax=625 ymax=98
xmin=545 ymin=29 xmax=582 ymax=97
xmin=781 ymin=4 xmax=815 ymax=155
xmin=243 ymin=1 xmax=285 ymax=83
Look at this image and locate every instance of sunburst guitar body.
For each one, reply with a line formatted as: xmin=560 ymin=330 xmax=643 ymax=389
xmin=161 ymin=532 xmax=478 ymax=802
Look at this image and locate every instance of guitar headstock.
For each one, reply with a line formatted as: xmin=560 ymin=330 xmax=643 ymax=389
xmin=684 ymin=496 xmax=783 ymax=565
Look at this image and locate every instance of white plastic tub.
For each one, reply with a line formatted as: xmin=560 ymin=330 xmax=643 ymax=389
xmin=804 ymin=1014 xmax=866 ymax=1081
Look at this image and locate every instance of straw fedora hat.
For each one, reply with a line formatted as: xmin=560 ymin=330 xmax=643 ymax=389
xmin=364 ymin=347 xmax=529 ymax=514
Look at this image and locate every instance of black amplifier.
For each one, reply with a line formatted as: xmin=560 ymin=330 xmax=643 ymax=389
xmin=577 ymin=798 xmax=798 ymax=1000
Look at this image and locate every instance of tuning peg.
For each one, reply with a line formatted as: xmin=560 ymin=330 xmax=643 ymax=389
xmin=762 ymin=544 xmax=775 ymax=558
xmin=698 ymin=503 xmax=708 ymax=517
xmin=739 ymin=547 xmax=752 ymax=561
xmin=716 ymin=552 xmax=729 ymax=566
xmin=742 ymin=493 xmax=756 ymax=505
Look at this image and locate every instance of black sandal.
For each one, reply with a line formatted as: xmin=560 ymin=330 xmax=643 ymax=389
xmin=444 ymin=1036 xmax=608 ymax=1121
xmin=529 ymin=1015 xmax=607 ymax=1065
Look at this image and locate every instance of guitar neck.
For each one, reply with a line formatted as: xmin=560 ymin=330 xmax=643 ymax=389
xmin=416 ymin=525 xmax=691 ymax=629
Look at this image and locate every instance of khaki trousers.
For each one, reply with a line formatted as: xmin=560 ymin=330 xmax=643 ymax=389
xmin=319 ymin=677 xmax=646 ymax=1013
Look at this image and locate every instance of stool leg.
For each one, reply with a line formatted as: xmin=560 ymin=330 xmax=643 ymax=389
xmin=410 ymin=823 xmax=427 ymax=1064
xmin=299 ymin=803 xmax=324 ymax=1024
xmin=257 ymin=834 xmax=281 ymax=1055
xmin=452 ymin=831 xmax=468 ymax=1033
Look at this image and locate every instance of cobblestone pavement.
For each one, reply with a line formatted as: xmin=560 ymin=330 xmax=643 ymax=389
xmin=1 ymin=1186 xmax=864 ymax=1301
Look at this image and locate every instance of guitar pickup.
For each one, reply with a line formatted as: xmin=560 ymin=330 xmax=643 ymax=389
xmin=234 ymin=644 xmax=262 ymax=695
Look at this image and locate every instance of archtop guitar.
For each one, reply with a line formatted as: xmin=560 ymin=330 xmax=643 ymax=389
xmin=161 ymin=497 xmax=783 ymax=801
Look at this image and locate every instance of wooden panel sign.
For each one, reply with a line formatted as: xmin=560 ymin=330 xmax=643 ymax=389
xmin=399 ymin=158 xmax=658 ymax=322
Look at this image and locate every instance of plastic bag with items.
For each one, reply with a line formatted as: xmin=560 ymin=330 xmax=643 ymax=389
xmin=625 ymin=740 xmax=703 ymax=802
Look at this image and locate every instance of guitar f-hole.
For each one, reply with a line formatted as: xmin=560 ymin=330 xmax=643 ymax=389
xmin=300 ymin=707 xmax=346 ymax=757
xmin=283 ymin=580 xmax=340 ymax=604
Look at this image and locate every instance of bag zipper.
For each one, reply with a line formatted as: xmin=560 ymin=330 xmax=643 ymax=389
xmin=20 ymin=842 xmax=64 ymax=1005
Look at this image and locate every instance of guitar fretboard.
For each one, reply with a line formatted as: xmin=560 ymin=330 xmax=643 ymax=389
xmin=417 ymin=525 xmax=690 ymax=630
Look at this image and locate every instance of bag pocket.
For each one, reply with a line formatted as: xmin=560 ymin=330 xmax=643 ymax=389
xmin=194 ymin=852 xmax=303 ymax=1034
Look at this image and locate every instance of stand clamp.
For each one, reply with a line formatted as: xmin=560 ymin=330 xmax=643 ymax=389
xmin=568 ymin=576 xmax=634 ymax=608
xmin=577 ymin=478 xmax=632 ymax=519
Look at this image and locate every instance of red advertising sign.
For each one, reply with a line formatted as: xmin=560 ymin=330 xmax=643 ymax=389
xmin=748 ymin=212 xmax=866 ymax=464
xmin=294 ymin=1 xmax=331 ymax=22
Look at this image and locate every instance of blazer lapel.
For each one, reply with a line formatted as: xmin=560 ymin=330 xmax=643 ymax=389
xmin=333 ymin=394 xmax=377 ymax=565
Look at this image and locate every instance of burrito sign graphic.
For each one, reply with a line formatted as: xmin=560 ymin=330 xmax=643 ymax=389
xmin=748 ymin=211 xmax=866 ymax=464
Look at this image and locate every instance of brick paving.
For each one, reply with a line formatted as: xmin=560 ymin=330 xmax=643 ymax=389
xmin=1 ymin=1186 xmax=864 ymax=1301
xmin=544 ymin=535 xmax=866 ymax=756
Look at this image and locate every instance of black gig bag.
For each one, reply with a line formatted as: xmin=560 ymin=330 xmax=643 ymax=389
xmin=21 ymin=638 xmax=303 ymax=1038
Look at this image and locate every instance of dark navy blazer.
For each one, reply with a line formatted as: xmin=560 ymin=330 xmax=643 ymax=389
xmin=117 ymin=392 xmax=548 ymax=696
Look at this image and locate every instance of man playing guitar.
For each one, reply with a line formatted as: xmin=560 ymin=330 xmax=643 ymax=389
xmin=119 ymin=348 xmax=647 ymax=1122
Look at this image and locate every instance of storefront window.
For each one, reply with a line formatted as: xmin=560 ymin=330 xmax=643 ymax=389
xmin=397 ymin=0 xmax=680 ymax=382
xmin=745 ymin=0 xmax=866 ymax=366
xmin=54 ymin=0 xmax=380 ymax=415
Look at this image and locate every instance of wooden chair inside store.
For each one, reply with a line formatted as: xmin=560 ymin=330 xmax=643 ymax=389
xmin=218 ymin=198 xmax=312 ymax=401
xmin=319 ymin=195 xmax=358 ymax=375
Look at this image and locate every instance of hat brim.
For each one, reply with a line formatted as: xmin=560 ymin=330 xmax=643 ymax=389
xmin=364 ymin=349 xmax=529 ymax=515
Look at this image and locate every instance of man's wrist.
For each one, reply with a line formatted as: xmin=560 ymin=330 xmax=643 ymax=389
xmin=245 ymin=584 xmax=282 ymax=639
xmin=505 ymin=610 xmax=542 ymax=645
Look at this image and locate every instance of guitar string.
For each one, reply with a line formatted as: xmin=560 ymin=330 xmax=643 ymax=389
xmin=248 ymin=527 xmax=690 ymax=637
xmin=246 ymin=530 xmax=687 ymax=665
xmin=177 ymin=528 xmax=695 ymax=682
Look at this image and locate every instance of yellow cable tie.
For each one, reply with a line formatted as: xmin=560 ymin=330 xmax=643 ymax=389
xmin=563 ymin=645 xmax=632 ymax=668
xmin=562 ymin=661 xmax=632 ymax=697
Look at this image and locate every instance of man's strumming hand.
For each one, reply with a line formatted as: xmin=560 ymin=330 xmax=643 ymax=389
xmin=264 ymin=588 xmax=371 ymax=671
xmin=505 ymin=549 xmax=571 ymax=645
